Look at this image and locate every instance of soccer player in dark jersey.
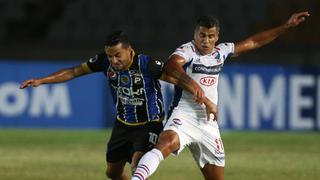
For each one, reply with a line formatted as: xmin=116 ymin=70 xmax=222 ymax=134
xmin=20 ymin=30 xmax=215 ymax=180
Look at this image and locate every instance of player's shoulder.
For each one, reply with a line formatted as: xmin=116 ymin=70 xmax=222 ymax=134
xmin=177 ymin=41 xmax=195 ymax=51
xmin=135 ymin=53 xmax=163 ymax=77
xmin=137 ymin=53 xmax=150 ymax=59
xmin=179 ymin=41 xmax=194 ymax=48
xmin=215 ymin=42 xmax=234 ymax=52
xmin=136 ymin=53 xmax=153 ymax=64
xmin=138 ymin=53 xmax=163 ymax=66
xmin=214 ymin=42 xmax=235 ymax=60
xmin=96 ymin=52 xmax=107 ymax=59
xmin=172 ymin=41 xmax=197 ymax=58
xmin=83 ymin=52 xmax=109 ymax=72
xmin=88 ymin=52 xmax=107 ymax=63
xmin=135 ymin=53 xmax=154 ymax=69
xmin=87 ymin=52 xmax=108 ymax=63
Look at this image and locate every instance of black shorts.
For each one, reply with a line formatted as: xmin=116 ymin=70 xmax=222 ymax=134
xmin=106 ymin=120 xmax=163 ymax=163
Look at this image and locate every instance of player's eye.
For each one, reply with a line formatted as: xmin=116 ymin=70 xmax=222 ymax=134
xmin=200 ymin=34 xmax=206 ymax=38
xmin=114 ymin=53 xmax=121 ymax=58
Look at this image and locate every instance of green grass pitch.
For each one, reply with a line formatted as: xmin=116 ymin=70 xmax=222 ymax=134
xmin=0 ymin=129 xmax=319 ymax=180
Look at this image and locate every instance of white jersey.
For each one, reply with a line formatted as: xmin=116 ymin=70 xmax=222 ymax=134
xmin=164 ymin=41 xmax=234 ymax=167
xmin=170 ymin=41 xmax=234 ymax=115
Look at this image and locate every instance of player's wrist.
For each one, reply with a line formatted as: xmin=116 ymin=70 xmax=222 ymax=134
xmin=283 ymin=20 xmax=293 ymax=29
xmin=37 ymin=78 xmax=45 ymax=85
xmin=202 ymin=97 xmax=210 ymax=105
xmin=284 ymin=23 xmax=290 ymax=29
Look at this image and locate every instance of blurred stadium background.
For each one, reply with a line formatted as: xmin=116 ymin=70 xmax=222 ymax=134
xmin=0 ymin=0 xmax=319 ymax=179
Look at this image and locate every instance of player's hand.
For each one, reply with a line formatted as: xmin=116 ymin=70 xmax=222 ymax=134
xmin=203 ymin=98 xmax=218 ymax=121
xmin=19 ymin=79 xmax=41 ymax=89
xmin=192 ymin=83 xmax=205 ymax=105
xmin=286 ymin=11 xmax=310 ymax=28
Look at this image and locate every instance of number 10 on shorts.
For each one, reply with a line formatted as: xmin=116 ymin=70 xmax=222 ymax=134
xmin=149 ymin=132 xmax=158 ymax=145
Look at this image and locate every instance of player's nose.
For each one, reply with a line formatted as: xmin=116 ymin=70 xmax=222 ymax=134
xmin=110 ymin=57 xmax=118 ymax=64
xmin=203 ymin=37 xmax=209 ymax=43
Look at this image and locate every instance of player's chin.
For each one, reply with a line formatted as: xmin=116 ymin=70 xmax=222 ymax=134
xmin=112 ymin=65 xmax=123 ymax=71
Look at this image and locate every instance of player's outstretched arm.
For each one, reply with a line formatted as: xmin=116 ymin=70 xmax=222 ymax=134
xmin=19 ymin=65 xmax=90 ymax=89
xmin=163 ymin=55 xmax=204 ymax=102
xmin=233 ymin=11 xmax=310 ymax=56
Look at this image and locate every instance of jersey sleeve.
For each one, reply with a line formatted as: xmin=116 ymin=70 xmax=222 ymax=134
xmin=147 ymin=58 xmax=165 ymax=79
xmin=81 ymin=52 xmax=108 ymax=72
xmin=170 ymin=43 xmax=194 ymax=63
xmin=216 ymin=43 xmax=234 ymax=61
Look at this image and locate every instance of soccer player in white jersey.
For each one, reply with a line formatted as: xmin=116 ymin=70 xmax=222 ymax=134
xmin=132 ymin=11 xmax=310 ymax=180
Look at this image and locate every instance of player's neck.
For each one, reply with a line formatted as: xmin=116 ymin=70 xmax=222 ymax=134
xmin=124 ymin=50 xmax=135 ymax=70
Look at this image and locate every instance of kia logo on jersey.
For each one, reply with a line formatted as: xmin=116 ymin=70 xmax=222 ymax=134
xmin=200 ymin=76 xmax=216 ymax=86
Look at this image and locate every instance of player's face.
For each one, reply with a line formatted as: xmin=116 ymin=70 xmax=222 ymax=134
xmin=105 ymin=43 xmax=132 ymax=71
xmin=194 ymin=26 xmax=219 ymax=55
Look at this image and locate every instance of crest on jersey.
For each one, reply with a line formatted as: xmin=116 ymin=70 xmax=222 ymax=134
xmin=212 ymin=51 xmax=221 ymax=63
xmin=169 ymin=118 xmax=182 ymax=128
xmin=200 ymin=76 xmax=216 ymax=86
xmin=121 ymin=75 xmax=130 ymax=85
xmin=172 ymin=118 xmax=182 ymax=125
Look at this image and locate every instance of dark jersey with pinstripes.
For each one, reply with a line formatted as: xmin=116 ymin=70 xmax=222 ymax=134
xmin=83 ymin=52 xmax=164 ymax=126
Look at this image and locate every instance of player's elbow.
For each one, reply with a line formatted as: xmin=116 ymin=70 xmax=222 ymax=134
xmin=164 ymin=61 xmax=184 ymax=79
xmin=163 ymin=60 xmax=176 ymax=72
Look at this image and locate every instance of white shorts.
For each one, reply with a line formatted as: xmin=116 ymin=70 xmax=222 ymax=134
xmin=163 ymin=108 xmax=225 ymax=168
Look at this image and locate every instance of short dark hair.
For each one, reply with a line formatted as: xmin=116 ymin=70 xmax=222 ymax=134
xmin=195 ymin=15 xmax=220 ymax=32
xmin=104 ymin=30 xmax=130 ymax=48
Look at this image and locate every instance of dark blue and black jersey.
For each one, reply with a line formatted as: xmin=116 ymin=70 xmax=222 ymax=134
xmin=82 ymin=52 xmax=165 ymax=126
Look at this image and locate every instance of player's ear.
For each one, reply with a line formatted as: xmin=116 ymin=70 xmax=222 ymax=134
xmin=193 ymin=28 xmax=199 ymax=39
xmin=216 ymin=30 xmax=220 ymax=40
xmin=128 ymin=46 xmax=134 ymax=54
xmin=124 ymin=44 xmax=131 ymax=50
xmin=214 ymin=32 xmax=219 ymax=43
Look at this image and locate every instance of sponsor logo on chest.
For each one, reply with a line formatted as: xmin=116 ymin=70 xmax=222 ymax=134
xmin=108 ymin=71 xmax=117 ymax=80
xmin=200 ymin=76 xmax=216 ymax=86
xmin=192 ymin=64 xmax=223 ymax=75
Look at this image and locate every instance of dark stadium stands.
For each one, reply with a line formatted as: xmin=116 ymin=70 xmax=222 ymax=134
xmin=0 ymin=0 xmax=318 ymax=64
